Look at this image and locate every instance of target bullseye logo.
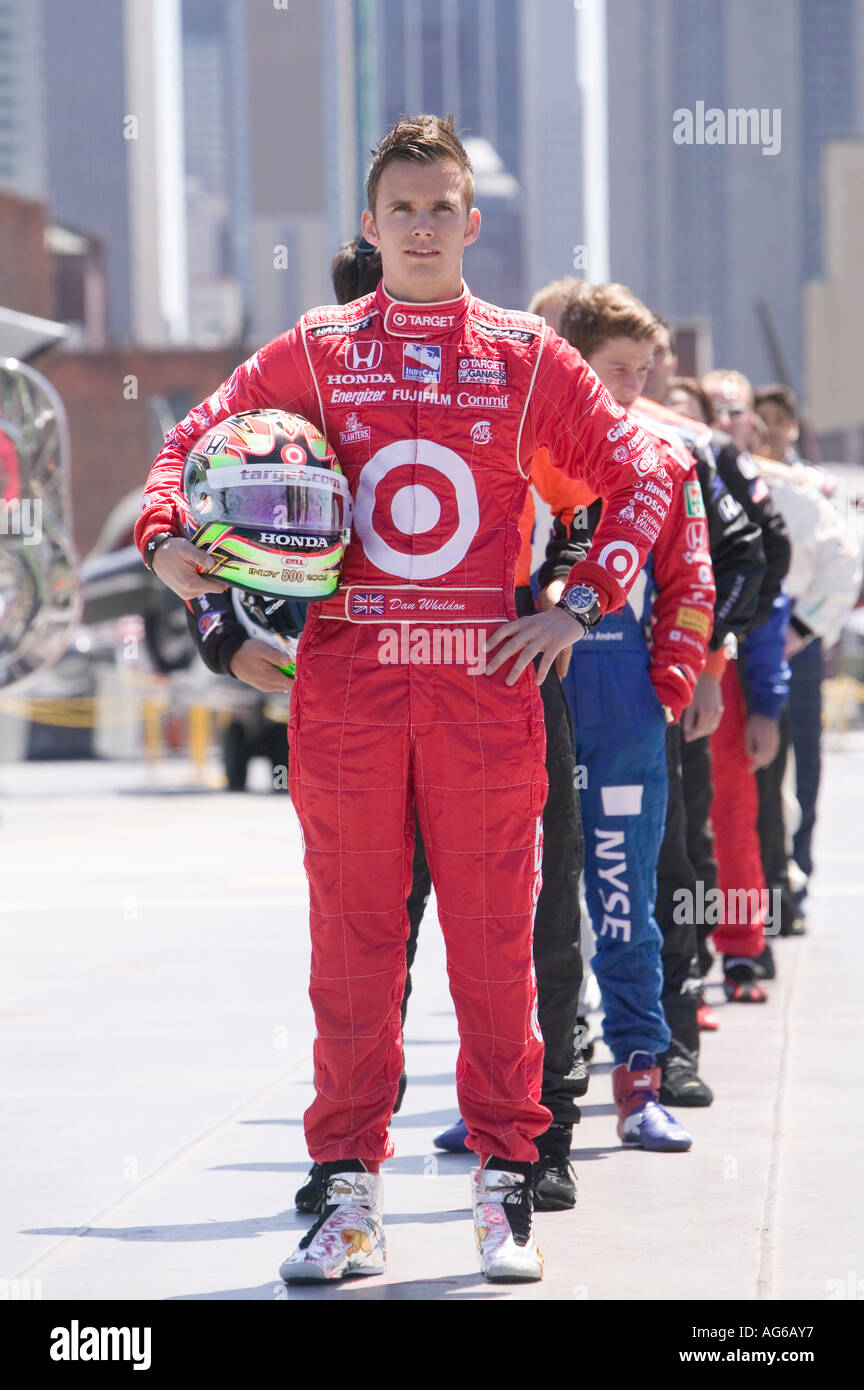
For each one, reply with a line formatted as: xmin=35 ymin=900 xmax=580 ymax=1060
xmin=353 ymin=439 xmax=479 ymax=579
xmin=596 ymin=539 xmax=640 ymax=586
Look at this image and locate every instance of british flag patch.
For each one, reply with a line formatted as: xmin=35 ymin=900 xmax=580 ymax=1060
xmin=351 ymin=592 xmax=385 ymax=616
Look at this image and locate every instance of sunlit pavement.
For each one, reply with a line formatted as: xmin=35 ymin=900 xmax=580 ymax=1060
xmin=2 ymin=736 xmax=862 ymax=1302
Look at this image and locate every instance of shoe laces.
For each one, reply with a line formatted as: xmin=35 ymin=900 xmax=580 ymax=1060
xmin=501 ymin=1184 xmax=533 ymax=1247
xmin=481 ymin=1171 xmax=534 ymax=1247
xmin=299 ymin=1202 xmax=338 ymax=1249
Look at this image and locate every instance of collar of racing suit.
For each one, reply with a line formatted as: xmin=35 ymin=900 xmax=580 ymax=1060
xmin=374 ymin=279 xmax=470 ymax=339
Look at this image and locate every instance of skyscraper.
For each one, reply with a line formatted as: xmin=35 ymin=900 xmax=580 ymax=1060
xmin=605 ymin=0 xmax=864 ymax=401
xmin=0 ymin=0 xmax=47 ymax=200
xmin=41 ymin=0 xmax=188 ymax=346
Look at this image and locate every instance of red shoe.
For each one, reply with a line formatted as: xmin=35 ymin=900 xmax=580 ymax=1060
xmin=723 ymin=959 xmax=769 ymax=1003
xmin=697 ymin=1001 xmax=721 ymax=1031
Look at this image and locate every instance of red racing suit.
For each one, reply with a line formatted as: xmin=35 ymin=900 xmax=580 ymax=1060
xmin=532 ymin=415 xmax=715 ymax=718
xmin=136 ymin=281 xmax=671 ymax=1164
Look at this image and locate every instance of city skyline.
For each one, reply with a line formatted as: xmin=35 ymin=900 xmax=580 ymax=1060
xmin=0 ymin=0 xmax=862 ymax=436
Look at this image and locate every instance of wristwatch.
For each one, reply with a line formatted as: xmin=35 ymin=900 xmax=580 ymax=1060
xmin=556 ymin=583 xmax=603 ymax=633
xmin=143 ymin=531 xmax=175 ymax=572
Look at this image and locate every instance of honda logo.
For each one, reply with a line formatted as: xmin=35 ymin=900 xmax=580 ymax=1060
xmin=346 ymin=340 xmax=383 ymax=371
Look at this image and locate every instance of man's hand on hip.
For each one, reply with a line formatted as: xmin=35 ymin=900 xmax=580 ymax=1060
xmin=229 ymin=640 xmax=295 ymax=694
xmin=536 ymin=581 xmax=571 ymax=678
xmin=745 ymin=712 xmax=780 ymax=770
xmin=152 ymin=536 xmax=229 ymax=599
xmin=483 ymin=607 xmax=587 ymax=686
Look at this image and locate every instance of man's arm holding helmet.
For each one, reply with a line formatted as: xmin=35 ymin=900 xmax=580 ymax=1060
xmin=185 ymin=591 xmax=295 ymax=694
xmin=135 ymin=327 xmax=319 ymax=598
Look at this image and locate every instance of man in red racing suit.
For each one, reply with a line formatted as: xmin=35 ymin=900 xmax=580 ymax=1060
xmin=136 ymin=280 xmax=672 ymax=1160
xmin=137 ymin=123 xmax=671 ymax=1285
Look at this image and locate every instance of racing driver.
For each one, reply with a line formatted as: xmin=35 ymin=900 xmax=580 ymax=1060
xmin=136 ymin=114 xmax=672 ymax=1284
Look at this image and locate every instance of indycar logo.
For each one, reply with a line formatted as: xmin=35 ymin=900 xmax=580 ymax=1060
xmin=403 ymin=342 xmax=442 ymax=383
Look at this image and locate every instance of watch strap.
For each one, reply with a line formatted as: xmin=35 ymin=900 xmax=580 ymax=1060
xmin=144 ymin=531 xmax=175 ymax=572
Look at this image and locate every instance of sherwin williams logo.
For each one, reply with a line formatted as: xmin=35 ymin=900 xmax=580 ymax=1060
xmin=402 ymin=343 xmax=441 ymax=383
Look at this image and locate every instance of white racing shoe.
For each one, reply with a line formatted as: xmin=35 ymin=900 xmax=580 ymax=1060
xmin=279 ymin=1165 xmax=385 ymax=1283
xmin=472 ymin=1161 xmax=544 ymax=1282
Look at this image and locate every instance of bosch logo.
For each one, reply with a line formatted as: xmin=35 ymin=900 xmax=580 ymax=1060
xmin=346 ymin=341 xmax=383 ymax=371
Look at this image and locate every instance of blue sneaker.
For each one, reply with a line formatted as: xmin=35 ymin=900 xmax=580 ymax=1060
xmin=433 ymin=1116 xmax=470 ymax=1153
xmin=612 ymin=1052 xmax=692 ymax=1152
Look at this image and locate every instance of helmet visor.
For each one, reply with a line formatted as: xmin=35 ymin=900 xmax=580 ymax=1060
xmin=190 ymin=464 xmax=351 ymax=535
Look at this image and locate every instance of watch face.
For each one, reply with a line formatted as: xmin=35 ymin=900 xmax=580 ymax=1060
xmin=565 ymin=584 xmax=598 ymax=615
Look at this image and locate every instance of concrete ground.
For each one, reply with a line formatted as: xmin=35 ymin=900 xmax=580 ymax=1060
xmin=1 ymin=737 xmax=862 ymax=1303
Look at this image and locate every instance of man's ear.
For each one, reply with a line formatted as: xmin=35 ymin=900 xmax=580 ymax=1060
xmin=464 ymin=207 xmax=481 ymax=247
xmin=360 ymin=207 xmax=380 ymax=247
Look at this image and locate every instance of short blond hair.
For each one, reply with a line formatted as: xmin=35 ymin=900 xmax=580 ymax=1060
xmin=559 ymin=281 xmax=657 ymax=360
xmin=702 ymin=369 xmax=754 ymax=410
xmin=527 ymin=277 xmax=584 ymax=317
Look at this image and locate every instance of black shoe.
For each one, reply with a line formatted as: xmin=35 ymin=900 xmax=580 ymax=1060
xmin=532 ymin=1123 xmax=577 ymax=1211
xmin=777 ymin=884 xmax=807 ymax=936
xmin=294 ymin=1162 xmax=326 ymax=1214
xmin=697 ymin=939 xmax=715 ymax=978
xmin=658 ymin=1038 xmax=714 ymax=1108
xmin=392 ymin=1069 xmax=407 ymax=1114
xmin=723 ymin=957 xmax=769 ymax=1003
xmin=752 ymin=943 xmax=776 ymax=980
xmin=779 ymin=911 xmax=807 ymax=937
